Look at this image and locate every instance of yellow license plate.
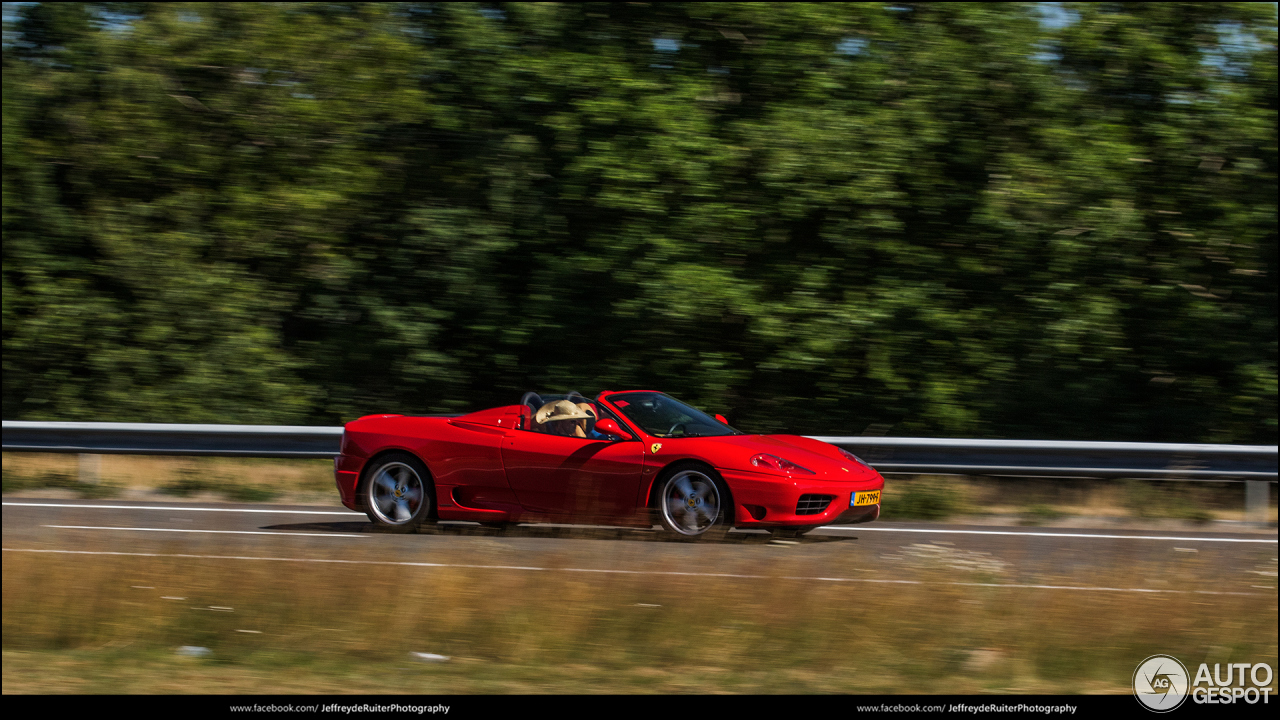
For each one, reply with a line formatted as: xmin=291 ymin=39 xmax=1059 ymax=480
xmin=852 ymin=490 xmax=881 ymax=507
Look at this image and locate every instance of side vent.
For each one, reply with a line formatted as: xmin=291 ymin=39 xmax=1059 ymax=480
xmin=796 ymin=494 xmax=834 ymax=516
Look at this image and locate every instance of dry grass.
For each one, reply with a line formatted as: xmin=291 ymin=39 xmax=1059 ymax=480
xmin=6 ymin=453 xmax=1273 ymax=524
xmin=880 ymin=475 xmax=1275 ymax=524
xmin=3 ymin=545 xmax=1275 ymax=694
xmin=1 ymin=453 xmax=334 ymax=503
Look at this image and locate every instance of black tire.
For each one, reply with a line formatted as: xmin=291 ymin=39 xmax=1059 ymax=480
xmin=361 ymin=452 xmax=434 ymax=533
xmin=654 ymin=463 xmax=732 ymax=541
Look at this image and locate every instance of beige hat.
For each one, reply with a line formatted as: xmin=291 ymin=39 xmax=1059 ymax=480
xmin=535 ymin=400 xmax=594 ymax=424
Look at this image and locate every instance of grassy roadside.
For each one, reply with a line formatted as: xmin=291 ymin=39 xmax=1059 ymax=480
xmin=2 ymin=453 xmax=335 ymax=504
xmin=3 ymin=547 xmax=1275 ymax=694
xmin=5 ymin=453 xmax=1274 ymax=525
xmin=878 ymin=475 xmax=1274 ymax=524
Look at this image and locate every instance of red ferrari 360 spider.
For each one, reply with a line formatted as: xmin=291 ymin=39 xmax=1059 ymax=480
xmin=334 ymin=390 xmax=884 ymax=538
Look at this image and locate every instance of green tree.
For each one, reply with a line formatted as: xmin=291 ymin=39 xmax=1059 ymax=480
xmin=4 ymin=3 xmax=1274 ymax=443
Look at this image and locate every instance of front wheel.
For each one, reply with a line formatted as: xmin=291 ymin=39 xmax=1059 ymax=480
xmin=362 ymin=453 xmax=434 ymax=533
xmin=656 ymin=465 xmax=731 ymax=541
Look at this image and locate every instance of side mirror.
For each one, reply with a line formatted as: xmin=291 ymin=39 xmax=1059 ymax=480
xmin=594 ymin=419 xmax=633 ymax=440
xmin=715 ymin=414 xmax=729 ymax=425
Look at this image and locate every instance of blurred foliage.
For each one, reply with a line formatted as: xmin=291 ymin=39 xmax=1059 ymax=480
xmin=1019 ymin=503 xmax=1068 ymax=526
xmin=3 ymin=3 xmax=1275 ymax=441
xmin=0 ymin=468 xmax=119 ymax=498
xmin=1121 ymin=478 xmax=1217 ymax=522
xmin=158 ymin=466 xmax=279 ymax=502
xmin=880 ymin=476 xmax=964 ymax=521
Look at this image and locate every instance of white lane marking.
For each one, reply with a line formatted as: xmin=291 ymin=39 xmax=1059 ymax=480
xmin=782 ymin=576 xmax=1262 ymax=595
xmin=4 ymin=548 xmax=542 ymax=571
xmin=42 ymin=525 xmax=367 ymax=539
xmin=4 ymin=502 xmax=363 ymax=516
xmin=8 ymin=502 xmax=1275 ymax=544
xmin=824 ymin=526 xmax=1278 ymax=543
xmin=3 ymin=548 xmax=1271 ymax=597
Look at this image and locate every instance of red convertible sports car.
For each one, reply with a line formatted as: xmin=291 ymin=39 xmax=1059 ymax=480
xmin=334 ymin=390 xmax=884 ymax=539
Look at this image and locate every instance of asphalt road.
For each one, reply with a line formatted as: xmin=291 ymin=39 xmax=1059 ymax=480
xmin=5 ymin=498 xmax=1277 ymax=597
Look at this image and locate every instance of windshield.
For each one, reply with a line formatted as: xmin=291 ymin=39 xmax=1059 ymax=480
xmin=606 ymin=392 xmax=739 ymax=438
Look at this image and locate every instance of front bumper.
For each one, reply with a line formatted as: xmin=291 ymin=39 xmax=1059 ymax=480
xmin=720 ymin=468 xmax=884 ymax=527
xmin=829 ymin=503 xmax=881 ymax=525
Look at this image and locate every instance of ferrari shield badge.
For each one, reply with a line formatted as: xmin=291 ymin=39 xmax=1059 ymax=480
xmin=650 ymin=443 xmax=662 ymax=454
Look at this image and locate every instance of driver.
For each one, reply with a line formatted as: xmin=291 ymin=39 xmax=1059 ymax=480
xmin=533 ymin=400 xmax=594 ymax=437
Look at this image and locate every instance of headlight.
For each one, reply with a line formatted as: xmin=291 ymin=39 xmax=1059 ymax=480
xmin=750 ymin=453 xmax=815 ymax=475
xmin=839 ymin=447 xmax=873 ymax=469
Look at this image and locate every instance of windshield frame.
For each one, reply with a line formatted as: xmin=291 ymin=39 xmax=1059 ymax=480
xmin=602 ymin=391 xmax=742 ymax=439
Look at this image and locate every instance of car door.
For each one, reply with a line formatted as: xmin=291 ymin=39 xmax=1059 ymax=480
xmin=501 ymin=431 xmax=645 ymax=520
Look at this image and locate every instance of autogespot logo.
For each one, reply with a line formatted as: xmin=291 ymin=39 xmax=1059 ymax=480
xmin=1134 ymin=655 xmax=1190 ymax=712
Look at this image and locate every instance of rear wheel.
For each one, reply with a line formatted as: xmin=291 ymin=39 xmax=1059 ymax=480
xmin=362 ymin=453 xmax=433 ymax=533
xmin=655 ymin=464 xmax=731 ymax=541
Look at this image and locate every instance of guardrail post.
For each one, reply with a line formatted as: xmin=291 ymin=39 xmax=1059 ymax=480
xmin=78 ymin=453 xmax=100 ymax=485
xmin=1245 ymin=481 xmax=1270 ymax=524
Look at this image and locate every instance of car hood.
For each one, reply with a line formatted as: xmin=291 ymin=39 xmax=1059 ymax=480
xmin=665 ymin=433 xmax=879 ymax=482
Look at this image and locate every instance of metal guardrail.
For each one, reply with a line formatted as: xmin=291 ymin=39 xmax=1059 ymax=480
xmin=812 ymin=436 xmax=1278 ymax=480
xmin=1 ymin=421 xmax=342 ymax=459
